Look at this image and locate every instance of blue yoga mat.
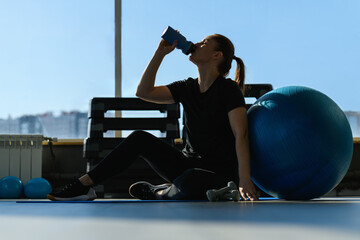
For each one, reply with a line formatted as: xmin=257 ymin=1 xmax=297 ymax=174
xmin=16 ymin=199 xmax=208 ymax=203
xmin=16 ymin=197 xmax=276 ymax=203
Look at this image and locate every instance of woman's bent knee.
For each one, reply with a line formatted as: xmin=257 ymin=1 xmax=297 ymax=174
xmin=127 ymin=130 xmax=155 ymax=141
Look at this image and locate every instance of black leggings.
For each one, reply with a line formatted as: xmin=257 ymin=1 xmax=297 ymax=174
xmin=87 ymin=130 xmax=229 ymax=200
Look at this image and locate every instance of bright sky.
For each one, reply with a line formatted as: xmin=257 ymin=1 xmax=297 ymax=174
xmin=0 ymin=0 xmax=114 ymax=119
xmin=0 ymin=0 xmax=359 ymax=120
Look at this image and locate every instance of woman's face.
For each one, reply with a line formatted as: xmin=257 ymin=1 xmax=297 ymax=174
xmin=189 ymin=36 xmax=220 ymax=64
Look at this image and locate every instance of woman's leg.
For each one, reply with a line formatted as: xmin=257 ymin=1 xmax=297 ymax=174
xmin=87 ymin=130 xmax=190 ymax=185
xmin=159 ymin=168 xmax=230 ymax=200
xmin=48 ymin=130 xmax=191 ymax=201
xmin=49 ymin=130 xmax=232 ymax=201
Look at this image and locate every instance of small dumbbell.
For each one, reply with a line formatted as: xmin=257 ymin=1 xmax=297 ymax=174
xmin=206 ymin=181 xmax=240 ymax=202
xmin=221 ymin=189 xmax=241 ymax=201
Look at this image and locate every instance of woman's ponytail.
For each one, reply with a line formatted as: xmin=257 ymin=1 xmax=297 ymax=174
xmin=233 ymin=56 xmax=245 ymax=94
xmin=210 ymin=34 xmax=245 ymax=93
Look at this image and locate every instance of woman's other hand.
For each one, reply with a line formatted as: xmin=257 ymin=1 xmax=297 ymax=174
xmin=239 ymin=177 xmax=259 ymax=201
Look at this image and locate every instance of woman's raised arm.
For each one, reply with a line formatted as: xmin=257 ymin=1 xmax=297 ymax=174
xmin=136 ymin=39 xmax=177 ymax=104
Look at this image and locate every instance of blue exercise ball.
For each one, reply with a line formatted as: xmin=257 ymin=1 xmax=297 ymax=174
xmin=0 ymin=176 xmax=24 ymax=199
xmin=248 ymin=86 xmax=353 ymax=200
xmin=24 ymin=178 xmax=52 ymax=199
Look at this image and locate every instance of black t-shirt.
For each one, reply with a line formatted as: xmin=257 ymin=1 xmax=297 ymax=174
xmin=167 ymin=75 xmax=245 ymax=180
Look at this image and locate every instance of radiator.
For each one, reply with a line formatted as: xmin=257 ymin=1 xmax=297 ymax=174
xmin=0 ymin=134 xmax=43 ymax=184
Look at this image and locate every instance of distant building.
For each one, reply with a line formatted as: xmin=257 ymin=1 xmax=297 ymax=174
xmin=37 ymin=111 xmax=88 ymax=139
xmin=19 ymin=115 xmax=43 ymax=134
xmin=0 ymin=110 xmax=359 ymax=138
xmin=345 ymin=111 xmax=360 ymax=138
xmin=0 ymin=116 xmax=19 ymax=133
xmin=0 ymin=111 xmax=89 ymax=139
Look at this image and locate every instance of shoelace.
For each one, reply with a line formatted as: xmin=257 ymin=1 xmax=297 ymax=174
xmin=60 ymin=179 xmax=79 ymax=193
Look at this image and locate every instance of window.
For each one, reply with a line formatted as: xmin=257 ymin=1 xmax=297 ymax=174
xmin=1 ymin=1 xmax=359 ymax=138
xmin=0 ymin=0 xmax=114 ymax=139
xmin=121 ymin=0 xmax=360 ymax=137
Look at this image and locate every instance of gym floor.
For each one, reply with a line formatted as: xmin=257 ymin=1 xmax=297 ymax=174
xmin=0 ymin=197 xmax=359 ymax=240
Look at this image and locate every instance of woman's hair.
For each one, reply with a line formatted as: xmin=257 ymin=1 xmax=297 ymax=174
xmin=209 ymin=34 xmax=245 ymax=93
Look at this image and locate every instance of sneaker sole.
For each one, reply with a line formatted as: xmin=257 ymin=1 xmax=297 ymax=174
xmin=47 ymin=194 xmax=96 ymax=201
xmin=47 ymin=188 xmax=97 ymax=201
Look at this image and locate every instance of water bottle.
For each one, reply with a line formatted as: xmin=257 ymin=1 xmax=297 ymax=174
xmin=161 ymin=26 xmax=195 ymax=55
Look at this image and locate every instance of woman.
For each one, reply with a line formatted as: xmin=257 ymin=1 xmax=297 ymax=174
xmin=47 ymin=33 xmax=259 ymax=201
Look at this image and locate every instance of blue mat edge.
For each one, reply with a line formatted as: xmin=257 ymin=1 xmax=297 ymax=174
xmin=16 ymin=197 xmax=276 ymax=203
